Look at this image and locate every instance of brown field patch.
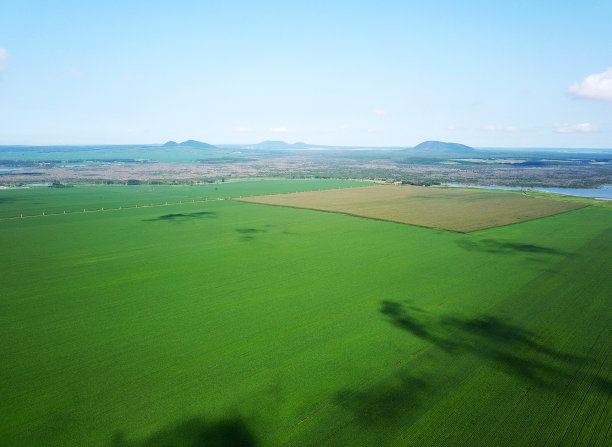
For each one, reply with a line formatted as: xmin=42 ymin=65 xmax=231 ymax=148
xmin=236 ymin=185 xmax=586 ymax=232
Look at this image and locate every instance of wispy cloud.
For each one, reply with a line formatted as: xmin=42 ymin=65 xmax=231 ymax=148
xmin=270 ymin=127 xmax=289 ymax=133
xmin=554 ymin=123 xmax=596 ymax=134
xmin=569 ymin=68 xmax=612 ymax=101
xmin=447 ymin=125 xmax=471 ymax=131
xmin=67 ymin=66 xmax=84 ymax=78
xmin=484 ymin=125 xmax=519 ymax=132
xmin=235 ymin=127 xmax=253 ymax=132
xmin=0 ymin=48 xmax=8 ymax=73
xmin=374 ymin=109 xmax=387 ymax=116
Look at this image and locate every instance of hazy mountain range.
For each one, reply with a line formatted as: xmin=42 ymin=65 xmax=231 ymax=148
xmin=162 ymin=140 xmax=217 ymax=149
xmin=161 ymin=139 xmax=476 ymax=154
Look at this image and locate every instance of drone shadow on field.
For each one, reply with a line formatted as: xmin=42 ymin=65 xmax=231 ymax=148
xmin=143 ymin=211 xmax=217 ymax=222
xmin=111 ymin=415 xmax=257 ymax=447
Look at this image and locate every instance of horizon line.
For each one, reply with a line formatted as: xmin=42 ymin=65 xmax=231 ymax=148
xmin=0 ymin=142 xmax=611 ymax=151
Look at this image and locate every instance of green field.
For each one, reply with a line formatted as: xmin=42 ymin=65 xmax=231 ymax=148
xmin=1 ymin=181 xmax=611 ymax=446
xmin=0 ymin=179 xmax=366 ymax=218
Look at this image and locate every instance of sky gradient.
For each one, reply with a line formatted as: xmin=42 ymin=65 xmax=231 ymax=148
xmin=1 ymin=0 xmax=611 ymax=147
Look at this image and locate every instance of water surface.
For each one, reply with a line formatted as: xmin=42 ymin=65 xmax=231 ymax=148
xmin=444 ymin=183 xmax=612 ymax=200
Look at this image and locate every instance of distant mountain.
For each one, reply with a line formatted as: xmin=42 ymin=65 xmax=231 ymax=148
xmin=180 ymin=140 xmax=217 ymax=148
xmin=163 ymin=140 xmax=217 ymax=149
xmin=410 ymin=141 xmax=474 ymax=154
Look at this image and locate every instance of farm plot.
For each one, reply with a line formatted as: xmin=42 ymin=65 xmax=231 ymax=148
xmin=237 ymin=184 xmax=586 ymax=232
xmin=1 ymin=182 xmax=611 ymax=446
xmin=0 ymin=179 xmax=367 ymax=218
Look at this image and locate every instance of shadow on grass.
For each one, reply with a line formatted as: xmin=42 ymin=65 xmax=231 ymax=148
xmin=379 ymin=300 xmax=606 ymax=391
xmin=457 ymin=239 xmax=568 ymax=256
xmin=333 ymin=300 xmax=609 ymax=436
xmin=380 ymin=301 xmax=433 ymax=341
xmin=236 ymin=228 xmax=266 ymax=241
xmin=334 ymin=372 xmax=427 ymax=425
xmin=143 ymin=211 xmax=217 ymax=222
xmin=111 ymin=416 xmax=256 ymax=447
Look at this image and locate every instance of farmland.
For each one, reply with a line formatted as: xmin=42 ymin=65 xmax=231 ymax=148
xmin=0 ymin=179 xmax=366 ymax=219
xmin=1 ymin=180 xmax=611 ymax=446
xmin=238 ymin=184 xmax=586 ymax=232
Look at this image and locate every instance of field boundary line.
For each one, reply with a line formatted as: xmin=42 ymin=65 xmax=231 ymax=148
xmin=233 ymin=199 xmax=467 ymax=233
xmin=234 ymin=198 xmax=590 ymax=233
xmin=466 ymin=204 xmax=591 ymax=234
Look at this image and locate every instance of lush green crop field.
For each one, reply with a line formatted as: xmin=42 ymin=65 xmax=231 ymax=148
xmin=0 ymin=179 xmax=366 ymax=218
xmin=238 ymin=184 xmax=586 ymax=232
xmin=1 ymin=181 xmax=610 ymax=446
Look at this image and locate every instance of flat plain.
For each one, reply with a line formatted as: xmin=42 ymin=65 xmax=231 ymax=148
xmin=238 ymin=184 xmax=586 ymax=232
xmin=1 ymin=180 xmax=611 ymax=446
xmin=0 ymin=179 xmax=367 ymax=218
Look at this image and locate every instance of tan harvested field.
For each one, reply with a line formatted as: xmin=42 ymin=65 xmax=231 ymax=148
xmin=237 ymin=184 xmax=586 ymax=232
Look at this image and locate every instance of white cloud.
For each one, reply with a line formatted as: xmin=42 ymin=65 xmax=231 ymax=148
xmin=484 ymin=125 xmax=519 ymax=132
xmin=554 ymin=123 xmax=596 ymax=134
xmin=374 ymin=109 xmax=387 ymax=116
xmin=569 ymin=68 xmax=612 ymax=101
xmin=235 ymin=127 xmax=253 ymax=132
xmin=0 ymin=48 xmax=8 ymax=73
xmin=270 ymin=127 xmax=289 ymax=133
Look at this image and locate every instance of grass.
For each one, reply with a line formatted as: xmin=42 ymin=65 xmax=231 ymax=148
xmin=0 ymin=179 xmax=367 ymax=218
xmin=1 ymin=181 xmax=611 ymax=446
xmin=237 ymin=184 xmax=585 ymax=232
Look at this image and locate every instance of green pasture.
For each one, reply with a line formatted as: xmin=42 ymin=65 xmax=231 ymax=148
xmin=1 ymin=182 xmax=611 ymax=446
xmin=0 ymin=179 xmax=366 ymax=218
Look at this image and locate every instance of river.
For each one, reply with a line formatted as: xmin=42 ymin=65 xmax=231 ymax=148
xmin=444 ymin=183 xmax=612 ymax=200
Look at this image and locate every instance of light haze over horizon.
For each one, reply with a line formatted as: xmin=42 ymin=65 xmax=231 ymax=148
xmin=1 ymin=1 xmax=611 ymax=148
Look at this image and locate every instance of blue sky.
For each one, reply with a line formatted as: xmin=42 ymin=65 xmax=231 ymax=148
xmin=1 ymin=0 xmax=611 ymax=147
